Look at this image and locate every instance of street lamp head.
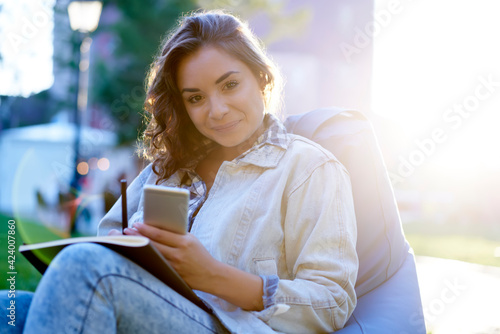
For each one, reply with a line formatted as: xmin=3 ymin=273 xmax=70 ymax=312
xmin=68 ymin=1 xmax=103 ymax=33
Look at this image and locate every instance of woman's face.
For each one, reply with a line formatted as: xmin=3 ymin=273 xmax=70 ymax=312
xmin=177 ymin=46 xmax=266 ymax=149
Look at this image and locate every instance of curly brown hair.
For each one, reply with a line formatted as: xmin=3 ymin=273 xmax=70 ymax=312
xmin=140 ymin=10 xmax=282 ymax=184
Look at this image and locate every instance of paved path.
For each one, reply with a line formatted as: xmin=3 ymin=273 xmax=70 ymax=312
xmin=415 ymin=256 xmax=500 ymax=334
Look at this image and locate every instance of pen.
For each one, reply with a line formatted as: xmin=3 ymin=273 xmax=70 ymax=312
xmin=121 ymin=179 xmax=128 ymax=233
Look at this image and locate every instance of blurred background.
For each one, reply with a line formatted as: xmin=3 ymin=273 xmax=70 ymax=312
xmin=0 ymin=0 xmax=499 ymax=332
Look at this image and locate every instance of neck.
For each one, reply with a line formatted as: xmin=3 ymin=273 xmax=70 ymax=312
xmin=218 ymin=144 xmax=248 ymax=162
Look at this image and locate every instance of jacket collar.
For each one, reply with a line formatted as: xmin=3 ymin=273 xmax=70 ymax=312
xmin=171 ymin=113 xmax=290 ymax=181
xmin=234 ymin=113 xmax=289 ymax=168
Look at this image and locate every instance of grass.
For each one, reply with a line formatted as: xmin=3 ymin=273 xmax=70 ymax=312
xmin=2 ymin=211 xmax=499 ymax=294
xmin=403 ymin=222 xmax=500 ymax=268
xmin=0 ymin=212 xmax=88 ymax=291
xmin=1 ymin=214 xmax=44 ymax=291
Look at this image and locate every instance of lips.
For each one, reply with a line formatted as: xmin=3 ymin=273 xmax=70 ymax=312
xmin=211 ymin=120 xmax=241 ymax=132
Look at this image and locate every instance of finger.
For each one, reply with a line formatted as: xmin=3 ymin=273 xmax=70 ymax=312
xmin=133 ymin=223 xmax=184 ymax=246
xmin=108 ymin=229 xmax=122 ymax=236
xmin=150 ymin=240 xmax=178 ymax=262
xmin=123 ymin=227 xmax=142 ymax=236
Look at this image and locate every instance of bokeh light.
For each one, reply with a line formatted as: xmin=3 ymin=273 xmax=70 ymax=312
xmin=77 ymin=161 xmax=89 ymax=175
xmin=88 ymin=157 xmax=98 ymax=170
xmin=97 ymin=157 xmax=110 ymax=171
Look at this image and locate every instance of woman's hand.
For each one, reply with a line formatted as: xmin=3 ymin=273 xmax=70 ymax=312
xmin=124 ymin=223 xmax=221 ymax=292
xmin=107 ymin=229 xmax=122 ymax=236
xmin=123 ymin=223 xmax=264 ymax=310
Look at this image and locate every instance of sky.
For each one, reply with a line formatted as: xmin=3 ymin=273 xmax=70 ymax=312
xmin=0 ymin=0 xmax=55 ymax=97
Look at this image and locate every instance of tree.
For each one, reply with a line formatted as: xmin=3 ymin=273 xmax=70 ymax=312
xmin=92 ymin=0 xmax=310 ymax=145
xmin=92 ymin=0 xmax=197 ymax=145
xmin=197 ymin=0 xmax=312 ymax=46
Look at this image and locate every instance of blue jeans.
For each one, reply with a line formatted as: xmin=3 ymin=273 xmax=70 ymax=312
xmin=2 ymin=243 xmax=228 ymax=333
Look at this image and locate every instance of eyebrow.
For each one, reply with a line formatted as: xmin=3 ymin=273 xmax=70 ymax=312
xmin=215 ymin=71 xmax=239 ymax=84
xmin=181 ymin=71 xmax=239 ymax=94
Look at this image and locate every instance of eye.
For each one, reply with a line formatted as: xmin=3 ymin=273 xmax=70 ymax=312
xmin=187 ymin=95 xmax=203 ymax=104
xmin=223 ymin=80 xmax=239 ymax=90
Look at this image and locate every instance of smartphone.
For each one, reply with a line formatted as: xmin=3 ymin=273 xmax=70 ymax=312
xmin=143 ymin=185 xmax=189 ymax=234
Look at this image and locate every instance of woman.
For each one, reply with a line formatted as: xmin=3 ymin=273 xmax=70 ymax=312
xmin=19 ymin=10 xmax=358 ymax=333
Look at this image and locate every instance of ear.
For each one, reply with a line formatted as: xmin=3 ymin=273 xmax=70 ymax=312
xmin=259 ymin=74 xmax=267 ymax=92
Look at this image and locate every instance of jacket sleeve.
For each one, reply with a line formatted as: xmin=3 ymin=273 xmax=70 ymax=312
xmin=97 ymin=163 xmax=152 ymax=236
xmin=253 ymin=159 xmax=358 ymax=333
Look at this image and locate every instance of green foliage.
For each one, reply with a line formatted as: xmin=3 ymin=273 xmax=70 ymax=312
xmin=197 ymin=0 xmax=312 ymax=45
xmin=91 ymin=0 xmax=310 ymax=145
xmin=92 ymin=0 xmax=198 ymax=145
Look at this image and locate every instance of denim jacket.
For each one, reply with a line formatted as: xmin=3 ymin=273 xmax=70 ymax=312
xmin=98 ymin=116 xmax=358 ymax=333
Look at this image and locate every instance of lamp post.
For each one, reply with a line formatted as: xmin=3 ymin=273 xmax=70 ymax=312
xmin=67 ymin=0 xmax=102 ymax=191
xmin=67 ymin=0 xmax=102 ymax=232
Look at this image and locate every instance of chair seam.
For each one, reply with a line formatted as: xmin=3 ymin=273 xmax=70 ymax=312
xmin=352 ymin=313 xmax=365 ymax=334
xmin=362 ymin=131 xmax=393 ymax=281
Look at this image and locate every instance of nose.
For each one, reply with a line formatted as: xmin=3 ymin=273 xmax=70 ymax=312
xmin=208 ymin=95 xmax=229 ymax=120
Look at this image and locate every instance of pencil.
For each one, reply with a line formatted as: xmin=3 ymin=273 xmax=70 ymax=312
xmin=121 ymin=179 xmax=128 ymax=233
